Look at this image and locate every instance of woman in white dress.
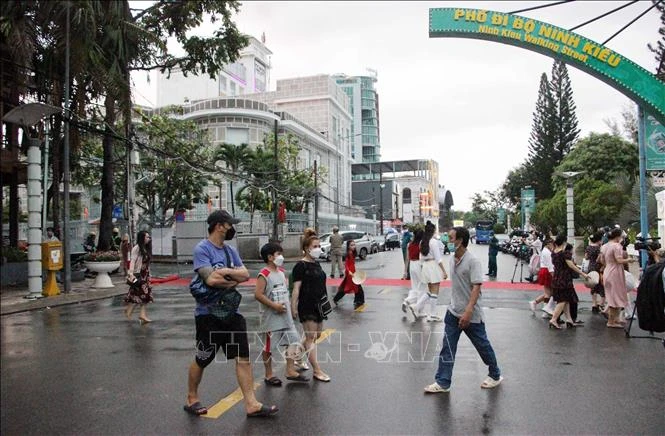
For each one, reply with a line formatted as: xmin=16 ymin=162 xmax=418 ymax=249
xmin=407 ymin=221 xmax=448 ymax=322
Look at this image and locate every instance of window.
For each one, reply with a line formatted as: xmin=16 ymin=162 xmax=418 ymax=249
xmin=230 ymin=82 xmax=237 ymax=96
xmin=226 ymin=127 xmax=249 ymax=146
xmin=403 ymin=188 xmax=412 ymax=204
xmin=219 ymin=76 xmax=227 ymax=94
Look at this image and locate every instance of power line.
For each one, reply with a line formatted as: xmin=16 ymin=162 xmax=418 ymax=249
xmin=602 ymin=0 xmax=663 ymax=46
xmin=508 ymin=0 xmax=575 ymax=15
xmin=568 ymin=1 xmax=639 ymax=32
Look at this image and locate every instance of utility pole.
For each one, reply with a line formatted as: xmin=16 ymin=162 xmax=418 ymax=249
xmin=272 ymin=119 xmax=279 ymax=241
xmin=62 ymin=4 xmax=71 ymax=292
xmin=314 ymin=159 xmax=319 ymax=233
xmin=379 ymin=170 xmax=384 ymax=235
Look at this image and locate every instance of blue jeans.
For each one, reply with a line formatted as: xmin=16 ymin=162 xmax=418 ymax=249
xmin=435 ymin=310 xmax=501 ymax=388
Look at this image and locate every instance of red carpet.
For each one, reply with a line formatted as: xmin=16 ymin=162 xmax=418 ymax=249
xmin=157 ymin=276 xmax=593 ymax=293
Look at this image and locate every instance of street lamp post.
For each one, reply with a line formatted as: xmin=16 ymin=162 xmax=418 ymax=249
xmin=379 ymin=182 xmax=385 ymax=235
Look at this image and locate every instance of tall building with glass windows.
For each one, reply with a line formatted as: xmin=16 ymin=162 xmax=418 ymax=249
xmin=333 ymin=72 xmax=381 ymax=163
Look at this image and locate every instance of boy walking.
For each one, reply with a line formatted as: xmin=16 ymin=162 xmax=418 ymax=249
xmin=425 ymin=226 xmax=503 ymax=393
xmin=255 ymin=242 xmax=309 ymax=385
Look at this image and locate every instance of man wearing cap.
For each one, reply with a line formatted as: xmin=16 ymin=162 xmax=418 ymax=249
xmin=329 ymin=226 xmax=344 ymax=279
xmin=184 ymin=209 xmax=278 ymax=418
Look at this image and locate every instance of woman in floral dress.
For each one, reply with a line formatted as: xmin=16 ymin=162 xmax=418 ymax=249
xmin=124 ymin=230 xmax=154 ymax=323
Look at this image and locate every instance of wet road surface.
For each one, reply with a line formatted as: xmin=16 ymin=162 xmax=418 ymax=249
xmin=2 ymin=248 xmax=664 ymax=435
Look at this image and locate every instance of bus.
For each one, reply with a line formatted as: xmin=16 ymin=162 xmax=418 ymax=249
xmin=475 ymin=220 xmax=494 ymax=244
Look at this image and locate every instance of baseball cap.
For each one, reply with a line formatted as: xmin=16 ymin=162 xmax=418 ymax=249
xmin=207 ymin=209 xmax=240 ymax=226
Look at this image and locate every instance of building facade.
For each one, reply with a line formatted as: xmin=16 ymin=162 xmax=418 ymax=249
xmin=333 ymin=72 xmax=381 ymax=163
xmin=155 ymin=36 xmax=272 ymax=107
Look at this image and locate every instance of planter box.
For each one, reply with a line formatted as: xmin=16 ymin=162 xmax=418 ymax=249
xmin=1 ymin=262 xmax=28 ymax=286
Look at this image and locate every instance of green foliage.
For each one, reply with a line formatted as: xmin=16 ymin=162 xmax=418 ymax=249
xmin=1 ymin=246 xmax=28 ymax=263
xmin=493 ymin=223 xmax=506 ymax=234
xmin=574 ymin=179 xmax=628 ymax=234
xmin=133 ymin=112 xmax=212 ymax=225
xmin=530 ymin=190 xmax=566 ymax=235
xmin=501 ymin=163 xmax=531 ymax=207
xmin=470 ymin=189 xmax=510 ymax=222
xmin=554 ymin=133 xmax=638 ymax=189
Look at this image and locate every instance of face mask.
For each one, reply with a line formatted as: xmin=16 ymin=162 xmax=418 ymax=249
xmin=225 ymin=226 xmax=236 ymax=240
xmin=274 ymin=255 xmax=285 ymax=266
xmin=309 ymin=248 xmax=322 ymax=259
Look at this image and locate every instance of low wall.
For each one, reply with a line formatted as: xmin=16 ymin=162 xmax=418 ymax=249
xmin=1 ymin=262 xmax=28 ymax=286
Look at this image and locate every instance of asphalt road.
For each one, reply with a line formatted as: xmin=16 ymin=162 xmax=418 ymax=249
xmin=2 ymin=247 xmax=664 ymax=435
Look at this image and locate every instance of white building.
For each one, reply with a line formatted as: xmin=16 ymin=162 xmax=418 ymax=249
xmin=155 ymin=36 xmax=272 ymax=107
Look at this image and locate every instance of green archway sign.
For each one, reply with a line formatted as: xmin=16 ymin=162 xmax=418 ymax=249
xmin=429 ymin=8 xmax=665 ymax=126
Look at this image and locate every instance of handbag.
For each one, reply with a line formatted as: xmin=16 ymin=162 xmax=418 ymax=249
xmin=317 ymin=293 xmax=333 ymax=319
xmin=126 ymin=276 xmax=143 ymax=288
xmin=190 ymin=245 xmax=242 ymax=322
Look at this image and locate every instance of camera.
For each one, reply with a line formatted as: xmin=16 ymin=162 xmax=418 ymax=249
xmin=634 ymin=236 xmax=661 ymax=251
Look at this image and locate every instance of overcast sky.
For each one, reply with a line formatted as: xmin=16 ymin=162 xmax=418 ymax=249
xmin=131 ymin=1 xmax=662 ymax=211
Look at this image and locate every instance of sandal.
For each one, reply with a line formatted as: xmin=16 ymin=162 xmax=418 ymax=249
xmin=286 ymin=374 xmax=310 ymax=382
xmin=247 ymin=404 xmax=279 ymax=418
xmin=264 ymin=377 xmax=282 ymax=387
xmin=183 ymin=401 xmax=207 ymax=416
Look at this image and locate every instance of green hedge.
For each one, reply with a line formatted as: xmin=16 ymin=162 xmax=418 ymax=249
xmin=1 ymin=246 xmax=28 ymax=263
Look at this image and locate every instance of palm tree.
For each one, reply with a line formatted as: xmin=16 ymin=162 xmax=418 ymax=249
xmin=213 ymin=143 xmax=250 ymax=215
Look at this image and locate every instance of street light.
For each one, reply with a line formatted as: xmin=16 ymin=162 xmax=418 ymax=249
xmin=556 ymin=171 xmax=585 ymax=254
xmin=379 ymin=182 xmax=385 ymax=235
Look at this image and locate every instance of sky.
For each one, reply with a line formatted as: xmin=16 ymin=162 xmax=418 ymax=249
xmin=130 ymin=1 xmax=662 ymax=211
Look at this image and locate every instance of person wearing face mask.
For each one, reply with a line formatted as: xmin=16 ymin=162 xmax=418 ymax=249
xmin=291 ymin=228 xmax=331 ymax=383
xmin=184 ymin=209 xmax=278 ymax=418
xmin=255 ymin=242 xmax=308 ymax=385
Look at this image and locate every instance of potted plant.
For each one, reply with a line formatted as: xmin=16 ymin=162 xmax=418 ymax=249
xmin=1 ymin=246 xmax=28 ymax=286
xmin=83 ymin=250 xmax=121 ymax=288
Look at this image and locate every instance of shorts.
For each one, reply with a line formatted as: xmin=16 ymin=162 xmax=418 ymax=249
xmin=263 ymin=327 xmax=302 ymax=354
xmin=537 ymin=268 xmax=552 ymax=287
xmin=194 ymin=313 xmax=249 ymax=368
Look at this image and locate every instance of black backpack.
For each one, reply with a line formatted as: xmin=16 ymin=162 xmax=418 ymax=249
xmin=635 ymin=262 xmax=665 ymax=333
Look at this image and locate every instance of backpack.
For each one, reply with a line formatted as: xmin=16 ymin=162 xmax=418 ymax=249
xmin=635 ymin=262 xmax=665 ymax=333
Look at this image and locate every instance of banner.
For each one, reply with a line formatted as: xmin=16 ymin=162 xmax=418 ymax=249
xmin=646 ymin=113 xmax=665 ymax=171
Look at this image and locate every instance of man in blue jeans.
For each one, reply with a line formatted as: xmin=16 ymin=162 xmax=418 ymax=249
xmin=425 ymin=226 xmax=503 ymax=393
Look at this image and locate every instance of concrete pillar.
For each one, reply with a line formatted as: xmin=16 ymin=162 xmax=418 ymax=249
xmin=26 ymin=137 xmax=43 ymax=299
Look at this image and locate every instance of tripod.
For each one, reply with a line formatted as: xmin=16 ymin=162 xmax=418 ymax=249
xmin=510 ymin=256 xmax=525 ymax=283
xmin=624 ymin=292 xmax=665 ymax=347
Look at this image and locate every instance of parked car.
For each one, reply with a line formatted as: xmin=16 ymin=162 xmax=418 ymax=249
xmin=372 ymin=235 xmax=386 ymax=252
xmin=320 ymin=230 xmax=372 ymax=261
xmin=385 ymin=233 xmax=401 ymax=250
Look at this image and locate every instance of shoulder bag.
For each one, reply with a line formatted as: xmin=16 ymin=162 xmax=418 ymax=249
xmin=190 ymin=246 xmax=242 ymax=322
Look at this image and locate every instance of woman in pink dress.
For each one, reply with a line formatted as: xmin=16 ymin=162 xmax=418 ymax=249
xmin=599 ymin=228 xmax=637 ymax=328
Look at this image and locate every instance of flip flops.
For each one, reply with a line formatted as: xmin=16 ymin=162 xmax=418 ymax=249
xmin=286 ymin=374 xmax=310 ymax=382
xmin=183 ymin=401 xmax=207 ymax=416
xmin=264 ymin=377 xmax=283 ymax=387
xmin=246 ymin=404 xmax=279 ymax=418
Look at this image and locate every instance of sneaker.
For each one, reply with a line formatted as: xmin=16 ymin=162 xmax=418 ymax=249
xmin=542 ymin=304 xmax=554 ymax=315
xmin=406 ymin=304 xmax=418 ymax=322
xmin=480 ymin=376 xmax=503 ymax=389
xmin=529 ymin=301 xmax=537 ymax=313
xmin=541 ymin=312 xmax=552 ymax=319
xmin=424 ymin=382 xmax=450 ymax=393
xmin=401 ymin=301 xmax=407 ymax=313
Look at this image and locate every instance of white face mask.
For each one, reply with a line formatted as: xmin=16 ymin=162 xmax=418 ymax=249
xmin=309 ymin=248 xmax=322 ymax=259
xmin=274 ymin=254 xmax=285 ymax=266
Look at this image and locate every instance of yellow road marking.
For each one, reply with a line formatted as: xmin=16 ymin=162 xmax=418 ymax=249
xmin=316 ymin=328 xmax=336 ymax=344
xmin=204 ymin=329 xmax=336 ymax=419
xmin=202 ymin=381 xmax=261 ymax=419
xmin=354 ymin=304 xmax=367 ymax=312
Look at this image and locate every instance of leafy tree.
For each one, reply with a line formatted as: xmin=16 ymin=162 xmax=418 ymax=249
xmin=554 ymin=132 xmax=638 ymax=189
xmin=1 ymin=1 xmax=249 ymax=250
xmin=525 ymin=72 xmax=558 ymax=199
xmin=501 ymin=163 xmax=531 ymax=207
xmin=470 ymin=189 xmax=509 ymax=222
xmin=530 ymin=191 xmax=566 ymax=236
xmin=213 ymin=143 xmax=250 ymax=216
xmin=550 ymin=60 xmax=580 ymax=161
xmin=648 ymin=0 xmax=665 ymax=81
xmin=133 ymin=112 xmax=211 ymax=226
